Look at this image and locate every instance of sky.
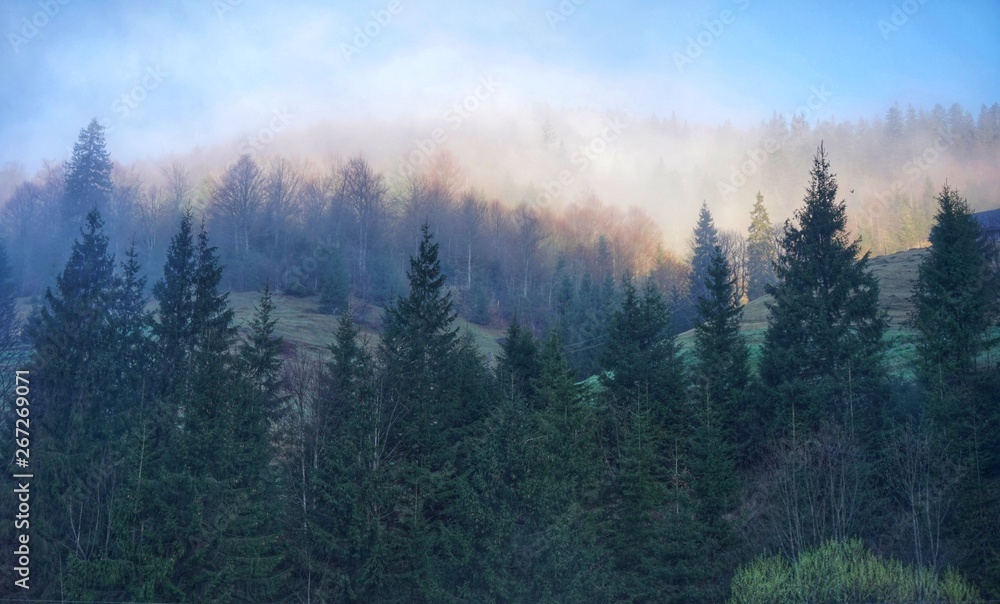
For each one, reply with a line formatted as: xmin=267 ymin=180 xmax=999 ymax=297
xmin=1 ymin=0 xmax=998 ymax=172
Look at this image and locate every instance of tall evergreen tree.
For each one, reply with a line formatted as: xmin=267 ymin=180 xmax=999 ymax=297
xmin=240 ymin=283 xmax=285 ymax=423
xmin=495 ymin=318 xmax=540 ymax=402
xmin=689 ymin=202 xmax=720 ymax=315
xmin=27 ymin=209 xmax=134 ymax=598
xmin=910 ymin=184 xmax=1000 ymax=594
xmin=746 ymin=192 xmax=777 ymax=300
xmin=380 ymin=221 xmax=460 ymax=459
xmin=759 ymin=144 xmax=888 ymax=435
xmin=911 ymin=184 xmax=998 ymax=397
xmin=692 ymin=246 xmax=751 ymax=456
xmin=63 ymin=119 xmax=113 ymax=230
xmin=688 ymin=246 xmax=746 ymax=598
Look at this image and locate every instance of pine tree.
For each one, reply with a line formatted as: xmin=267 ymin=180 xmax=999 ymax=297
xmin=63 ymin=119 xmax=113 ymax=230
xmin=522 ymin=330 xmax=609 ymax=600
xmin=240 ymin=284 xmax=285 ymax=424
xmin=910 ymin=184 xmax=1000 ymax=594
xmin=318 ymin=244 xmax=350 ymax=314
xmin=759 ymin=144 xmax=888 ymax=435
xmin=689 ymin=202 xmax=720 ymax=316
xmin=309 ymin=311 xmax=381 ymax=601
xmin=27 ymin=209 xmax=133 ymax=598
xmin=380 ymin=221 xmax=460 ymax=459
xmin=912 ymin=184 xmax=998 ymax=396
xmin=692 ymin=247 xmax=751 ymax=457
xmin=600 ymin=276 xmax=684 ymax=445
xmin=746 ymin=192 xmax=777 ymax=300
xmin=496 ymin=318 xmax=540 ymax=402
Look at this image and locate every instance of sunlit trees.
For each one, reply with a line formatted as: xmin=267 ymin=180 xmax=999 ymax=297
xmin=729 ymin=539 xmax=981 ymax=604
xmin=759 ymin=144 xmax=888 ymax=435
xmin=746 ymin=192 xmax=777 ymax=300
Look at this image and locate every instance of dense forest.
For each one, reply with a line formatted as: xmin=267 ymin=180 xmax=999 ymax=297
xmin=0 ymin=116 xmax=999 ymax=602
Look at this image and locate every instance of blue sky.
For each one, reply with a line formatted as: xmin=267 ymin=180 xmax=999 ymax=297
xmin=1 ymin=0 xmax=998 ymax=170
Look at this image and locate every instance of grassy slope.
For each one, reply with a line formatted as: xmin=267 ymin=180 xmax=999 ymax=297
xmin=676 ymin=247 xmax=929 ymax=377
xmin=228 ymin=292 xmax=505 ymax=361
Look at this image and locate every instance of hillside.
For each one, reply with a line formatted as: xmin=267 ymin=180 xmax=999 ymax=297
xmin=228 ymin=291 xmax=505 ymax=362
xmin=228 ymin=247 xmax=932 ymax=374
xmin=677 ymin=247 xmax=930 ymax=376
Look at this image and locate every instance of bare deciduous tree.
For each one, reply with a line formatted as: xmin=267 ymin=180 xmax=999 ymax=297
xmin=209 ymin=154 xmax=265 ymax=260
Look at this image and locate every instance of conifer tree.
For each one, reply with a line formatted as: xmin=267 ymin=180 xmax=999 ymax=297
xmin=496 ymin=318 xmax=540 ymax=402
xmin=688 ymin=201 xmax=720 ymax=318
xmin=318 ymin=245 xmax=350 ymax=314
xmin=63 ymin=119 xmax=113 ymax=229
xmin=521 ymin=330 xmax=609 ymax=600
xmin=911 ymin=184 xmax=1000 ymax=594
xmin=380 ymin=221 xmax=460 ymax=459
xmin=759 ymin=144 xmax=888 ymax=435
xmin=240 ymin=283 xmax=285 ymax=423
xmin=912 ymin=184 xmax=998 ymax=397
xmin=27 ymin=209 xmax=134 ymax=598
xmin=692 ymin=246 xmax=751 ymax=456
xmin=746 ymin=192 xmax=777 ymax=300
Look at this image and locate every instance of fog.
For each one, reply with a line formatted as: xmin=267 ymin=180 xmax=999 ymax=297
xmin=2 ymin=0 xmax=999 ymax=248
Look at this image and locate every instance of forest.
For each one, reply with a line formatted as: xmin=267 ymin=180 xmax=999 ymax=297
xmin=0 ymin=111 xmax=998 ymax=602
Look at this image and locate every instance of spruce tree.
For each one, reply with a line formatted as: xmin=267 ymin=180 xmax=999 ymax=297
xmin=692 ymin=246 xmax=751 ymax=456
xmin=759 ymin=144 xmax=888 ymax=435
xmin=522 ymin=330 xmax=608 ymax=601
xmin=688 ymin=202 xmax=720 ymax=319
xmin=746 ymin=192 xmax=777 ymax=300
xmin=380 ymin=221 xmax=460 ymax=459
xmin=496 ymin=318 xmax=540 ymax=402
xmin=911 ymin=184 xmax=998 ymax=396
xmin=240 ymin=284 xmax=285 ymax=423
xmin=63 ymin=119 xmax=113 ymax=230
xmin=27 ymin=209 xmax=130 ymax=598
xmin=318 ymin=245 xmax=350 ymax=314
xmin=910 ymin=184 xmax=1000 ymax=594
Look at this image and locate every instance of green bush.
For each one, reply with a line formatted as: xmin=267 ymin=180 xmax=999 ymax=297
xmin=728 ymin=539 xmax=982 ymax=603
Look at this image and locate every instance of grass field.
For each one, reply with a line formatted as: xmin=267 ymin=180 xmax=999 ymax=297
xmin=676 ymin=247 xmax=930 ymax=377
xmin=228 ymin=290 xmax=505 ymax=361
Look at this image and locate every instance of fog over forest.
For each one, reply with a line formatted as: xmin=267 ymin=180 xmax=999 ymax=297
xmin=1 ymin=2 xmax=999 ymax=603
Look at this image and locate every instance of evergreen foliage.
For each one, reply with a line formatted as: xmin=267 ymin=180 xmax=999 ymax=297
xmin=759 ymin=144 xmax=888 ymax=434
xmin=63 ymin=118 xmax=113 ymax=229
xmin=687 ymin=201 xmax=720 ymax=322
xmin=746 ymin=191 xmax=777 ymax=300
